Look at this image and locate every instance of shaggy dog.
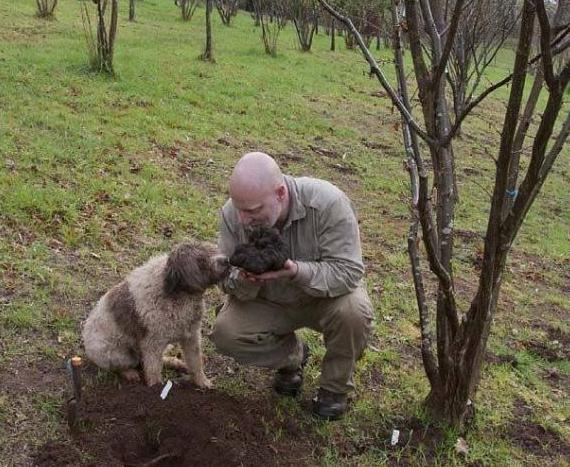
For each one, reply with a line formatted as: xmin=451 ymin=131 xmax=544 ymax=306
xmin=82 ymin=242 xmax=229 ymax=387
xmin=229 ymin=226 xmax=290 ymax=274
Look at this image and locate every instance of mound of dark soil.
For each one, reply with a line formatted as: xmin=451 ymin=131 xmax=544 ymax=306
xmin=35 ymin=380 xmax=316 ymax=466
xmin=524 ymin=323 xmax=570 ymax=362
xmin=508 ymin=421 xmax=570 ymax=459
xmin=505 ymin=399 xmax=570 ymax=460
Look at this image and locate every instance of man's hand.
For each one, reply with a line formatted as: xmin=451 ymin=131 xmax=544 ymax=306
xmin=241 ymin=259 xmax=298 ymax=285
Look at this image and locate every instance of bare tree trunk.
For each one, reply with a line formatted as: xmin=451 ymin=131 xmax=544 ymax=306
xmin=330 ymin=18 xmax=335 ymax=51
xmin=179 ymin=0 xmax=199 ymax=21
xmin=289 ymin=0 xmax=318 ymax=52
xmin=36 ymin=0 xmax=58 ymax=18
xmin=129 ymin=0 xmax=136 ymax=22
xmin=391 ymin=0 xmax=439 ymax=393
xmin=216 ymin=0 xmax=238 ymax=26
xmin=503 ymin=68 xmax=544 ymax=218
xmin=201 ymin=0 xmax=215 ymax=62
xmin=89 ymin=0 xmax=119 ymax=75
xmin=253 ymin=0 xmax=285 ymax=56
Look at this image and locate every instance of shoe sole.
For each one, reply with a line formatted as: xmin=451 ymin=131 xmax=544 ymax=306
xmin=274 ymin=385 xmax=301 ymax=397
xmin=311 ymin=410 xmax=344 ymax=421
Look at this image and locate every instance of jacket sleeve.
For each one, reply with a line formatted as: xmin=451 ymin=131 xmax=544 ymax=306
xmin=217 ymin=208 xmax=261 ymax=301
xmin=290 ymin=195 xmax=364 ymax=297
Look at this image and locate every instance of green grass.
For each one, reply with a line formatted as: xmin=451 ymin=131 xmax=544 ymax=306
xmin=0 ymin=0 xmax=569 ymax=465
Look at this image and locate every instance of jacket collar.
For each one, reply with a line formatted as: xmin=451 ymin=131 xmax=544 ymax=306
xmin=282 ymin=175 xmax=306 ymax=230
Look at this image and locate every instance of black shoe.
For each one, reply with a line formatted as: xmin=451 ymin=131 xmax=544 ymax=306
xmin=312 ymin=388 xmax=348 ymax=420
xmin=273 ymin=343 xmax=309 ymax=397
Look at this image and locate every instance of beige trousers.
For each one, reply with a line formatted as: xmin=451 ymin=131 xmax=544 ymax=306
xmin=210 ymin=286 xmax=374 ymax=394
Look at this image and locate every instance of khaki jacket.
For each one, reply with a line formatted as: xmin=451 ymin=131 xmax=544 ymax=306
xmin=218 ymin=176 xmax=365 ymax=304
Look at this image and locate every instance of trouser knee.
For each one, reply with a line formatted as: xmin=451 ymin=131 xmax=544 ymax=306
xmin=210 ymin=307 xmax=299 ymax=369
xmin=209 ymin=314 xmax=236 ymax=357
xmin=322 ymin=292 xmax=373 ymax=348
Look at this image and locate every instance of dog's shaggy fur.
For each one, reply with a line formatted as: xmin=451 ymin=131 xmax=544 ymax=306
xmin=82 ymin=242 xmax=229 ymax=387
xmin=229 ymin=226 xmax=290 ymax=274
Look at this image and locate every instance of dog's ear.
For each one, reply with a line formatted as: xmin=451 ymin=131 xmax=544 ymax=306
xmin=164 ymin=243 xmax=209 ymax=295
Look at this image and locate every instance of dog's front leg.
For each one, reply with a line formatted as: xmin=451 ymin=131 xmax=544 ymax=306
xmin=140 ymin=339 xmax=164 ymax=387
xmin=182 ymin=320 xmax=212 ymax=389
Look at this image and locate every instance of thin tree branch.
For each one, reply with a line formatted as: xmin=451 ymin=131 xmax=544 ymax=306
xmin=433 ymin=0 xmax=467 ymax=85
xmin=539 ymin=110 xmax=570 ymax=179
xmin=442 ymin=24 xmax=570 ymax=146
xmin=502 ymin=90 xmax=567 ymax=245
xmin=464 ymin=0 xmax=536 ymax=330
xmin=408 ymin=217 xmax=440 ymax=387
xmin=419 ymin=0 xmax=442 ymax=64
xmin=502 ymin=69 xmax=544 ymax=220
xmin=418 ymin=178 xmax=459 ymax=334
xmin=319 ymin=0 xmax=438 ymax=147
xmin=536 ymin=0 xmax=557 ymax=89
xmin=393 ymin=0 xmax=451 ymax=379
xmin=403 ymin=0 xmax=436 ymax=134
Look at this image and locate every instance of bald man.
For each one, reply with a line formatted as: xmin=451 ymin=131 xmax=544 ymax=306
xmin=211 ymin=152 xmax=373 ymax=420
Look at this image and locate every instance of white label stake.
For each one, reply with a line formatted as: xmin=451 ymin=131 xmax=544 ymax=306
xmin=390 ymin=429 xmax=400 ymax=446
xmin=160 ymin=380 xmax=173 ymax=400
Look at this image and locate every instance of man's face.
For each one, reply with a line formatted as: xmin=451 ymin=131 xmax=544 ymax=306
xmin=231 ymin=188 xmax=282 ymax=229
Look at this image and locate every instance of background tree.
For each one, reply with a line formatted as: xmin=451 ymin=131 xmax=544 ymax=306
xmin=176 ymin=0 xmax=199 ymax=22
xmin=129 ymin=0 xmax=136 ymax=22
xmin=36 ymin=0 xmax=58 ymax=19
xmin=321 ymin=0 xmax=570 ymax=429
xmin=216 ymin=0 xmax=239 ymax=26
xmin=200 ymin=0 xmax=215 ymax=61
xmin=287 ymin=0 xmax=319 ymax=52
xmin=80 ymin=0 xmax=119 ymax=75
xmin=252 ymin=0 xmax=287 ymax=56
xmin=334 ymin=0 xmax=384 ymax=49
xmin=446 ymin=0 xmax=519 ymax=135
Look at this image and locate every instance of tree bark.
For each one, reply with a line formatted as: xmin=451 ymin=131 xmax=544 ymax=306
xmin=201 ymin=0 xmax=215 ymax=62
xmin=392 ymin=0 xmax=440 ymax=391
xmin=427 ymin=0 xmax=539 ymax=427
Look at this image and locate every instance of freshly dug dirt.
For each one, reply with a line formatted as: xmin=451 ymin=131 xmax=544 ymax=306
xmin=508 ymin=421 xmax=570 ymax=459
xmin=508 ymin=399 xmax=570 ymax=460
xmin=524 ymin=323 xmax=570 ymax=361
xmin=34 ymin=380 xmax=316 ymax=466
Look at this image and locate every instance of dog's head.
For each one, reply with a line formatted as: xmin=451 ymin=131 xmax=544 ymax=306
xmin=164 ymin=242 xmax=230 ymax=295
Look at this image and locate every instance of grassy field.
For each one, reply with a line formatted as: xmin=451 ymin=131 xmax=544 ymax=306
xmin=0 ymin=0 xmax=569 ymax=465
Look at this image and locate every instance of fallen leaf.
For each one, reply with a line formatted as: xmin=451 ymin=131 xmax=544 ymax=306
xmin=455 ymin=437 xmax=469 ymax=456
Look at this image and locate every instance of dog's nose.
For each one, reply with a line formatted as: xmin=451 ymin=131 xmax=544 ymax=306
xmin=215 ymin=255 xmax=230 ymax=271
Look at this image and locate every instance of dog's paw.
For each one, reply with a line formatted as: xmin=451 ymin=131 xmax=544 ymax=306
xmin=121 ymin=369 xmax=142 ymax=384
xmin=194 ymin=375 xmax=213 ymax=389
xmin=162 ymin=356 xmax=188 ymax=373
xmin=145 ymin=375 xmax=164 ymax=387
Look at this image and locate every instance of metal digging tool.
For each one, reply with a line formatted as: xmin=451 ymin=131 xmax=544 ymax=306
xmin=66 ymin=356 xmax=83 ymax=435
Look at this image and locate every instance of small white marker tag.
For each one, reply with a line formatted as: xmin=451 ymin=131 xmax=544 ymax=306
xmin=390 ymin=429 xmax=400 ymax=446
xmin=160 ymin=380 xmax=173 ymax=400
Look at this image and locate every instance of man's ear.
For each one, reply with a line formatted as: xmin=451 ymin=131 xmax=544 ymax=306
xmin=276 ymin=184 xmax=286 ymax=201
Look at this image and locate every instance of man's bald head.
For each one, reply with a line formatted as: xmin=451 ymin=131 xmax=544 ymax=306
xmin=229 ymin=152 xmax=289 ymax=228
xmin=230 ymin=152 xmax=284 ymax=197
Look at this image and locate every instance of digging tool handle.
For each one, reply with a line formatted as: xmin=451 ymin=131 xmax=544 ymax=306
xmin=70 ymin=356 xmax=82 ymax=401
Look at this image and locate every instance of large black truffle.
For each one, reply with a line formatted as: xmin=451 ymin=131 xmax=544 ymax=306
xmin=229 ymin=226 xmax=290 ymax=274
